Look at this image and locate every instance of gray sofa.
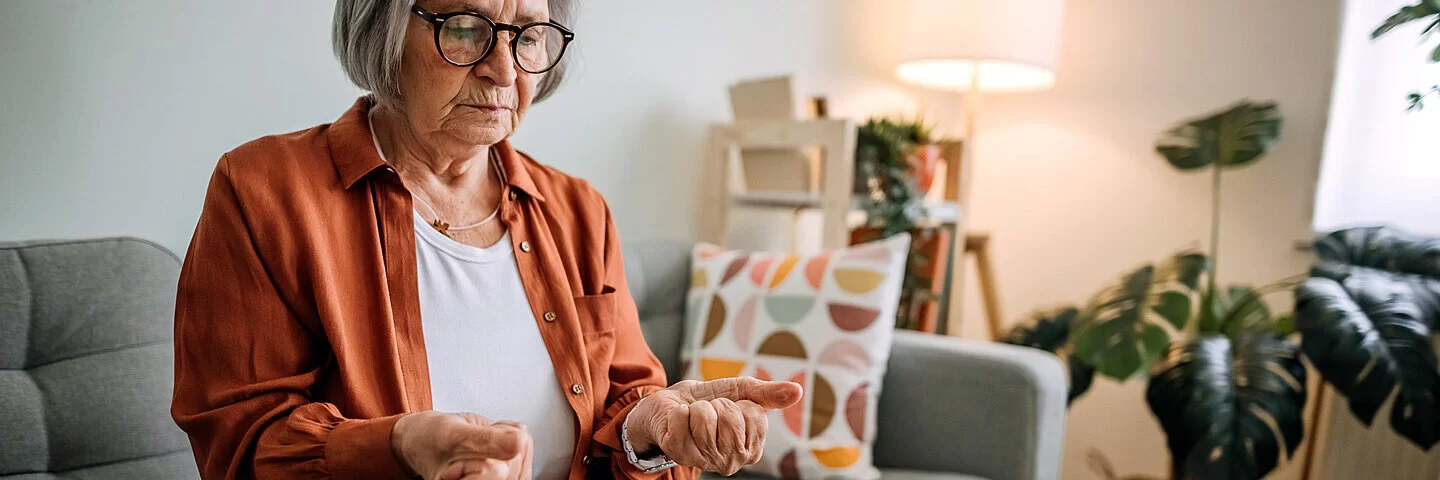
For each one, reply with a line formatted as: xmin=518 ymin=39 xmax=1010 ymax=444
xmin=0 ymin=237 xmax=1066 ymax=480
xmin=0 ymin=238 xmax=197 ymax=479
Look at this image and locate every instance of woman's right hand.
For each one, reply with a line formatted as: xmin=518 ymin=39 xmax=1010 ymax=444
xmin=391 ymin=411 xmax=534 ymax=480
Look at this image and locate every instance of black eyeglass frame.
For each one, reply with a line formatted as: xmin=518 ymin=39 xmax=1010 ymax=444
xmin=411 ymin=4 xmax=575 ymax=73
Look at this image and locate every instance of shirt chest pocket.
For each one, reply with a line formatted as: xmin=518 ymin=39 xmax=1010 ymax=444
xmin=571 ymin=290 xmax=617 ymax=366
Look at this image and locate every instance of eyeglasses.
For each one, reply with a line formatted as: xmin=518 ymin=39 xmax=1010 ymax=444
xmin=411 ymin=5 xmax=574 ymax=74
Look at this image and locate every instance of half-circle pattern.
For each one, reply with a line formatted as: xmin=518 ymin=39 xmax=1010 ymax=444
xmin=833 ymin=268 xmax=886 ymax=294
xmin=699 ymin=358 xmax=745 ymax=380
xmin=818 ymin=339 xmax=870 ymax=372
xmin=757 ymin=331 xmax=807 ymax=359
xmin=804 ymin=252 xmax=831 ymax=289
xmin=765 ymin=295 xmax=815 ymax=325
xmin=828 ymin=303 xmax=881 ymax=332
xmin=769 ymin=256 xmax=799 ymax=289
xmin=702 ymin=294 xmax=726 ymax=346
xmin=809 ymin=373 xmax=836 ymax=438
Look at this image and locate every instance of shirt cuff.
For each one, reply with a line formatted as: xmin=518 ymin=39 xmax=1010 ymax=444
xmin=326 ymin=414 xmax=411 ymax=479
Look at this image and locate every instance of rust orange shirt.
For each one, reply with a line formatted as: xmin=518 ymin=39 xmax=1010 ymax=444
xmin=171 ymin=98 xmax=695 ymax=480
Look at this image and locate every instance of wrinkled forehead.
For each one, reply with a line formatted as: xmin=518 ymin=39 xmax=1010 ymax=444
xmin=417 ymin=0 xmax=551 ymax=23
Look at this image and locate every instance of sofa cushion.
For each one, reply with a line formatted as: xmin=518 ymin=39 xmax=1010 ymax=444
xmin=0 ymin=238 xmax=196 ymax=479
xmin=622 ymin=240 xmax=693 ymax=381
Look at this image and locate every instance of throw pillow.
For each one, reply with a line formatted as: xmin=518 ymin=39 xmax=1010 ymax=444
xmin=680 ymin=233 xmax=911 ymax=480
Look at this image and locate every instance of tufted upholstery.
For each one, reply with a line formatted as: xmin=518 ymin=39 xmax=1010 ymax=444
xmin=0 ymin=238 xmax=198 ymax=480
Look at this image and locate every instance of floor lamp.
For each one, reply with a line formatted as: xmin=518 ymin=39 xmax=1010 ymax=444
xmin=895 ymin=0 xmax=1066 ymax=338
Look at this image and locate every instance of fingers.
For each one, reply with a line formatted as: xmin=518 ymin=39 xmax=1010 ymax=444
xmin=688 ymin=400 xmax=720 ymax=466
xmin=654 ymin=398 xmax=771 ymax=475
xmin=491 ymin=422 xmax=533 ymax=480
xmin=737 ymin=400 xmax=768 ymax=465
xmin=436 ymin=458 xmax=510 ymax=480
xmin=711 ymin=398 xmax=747 ymax=475
xmin=683 ymin=377 xmax=804 ymax=410
xmin=660 ymin=402 xmax=705 ymax=465
xmin=454 ymin=423 xmax=524 ymax=461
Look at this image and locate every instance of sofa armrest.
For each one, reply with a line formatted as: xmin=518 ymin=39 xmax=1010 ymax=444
xmin=872 ymin=331 xmax=1067 ymax=480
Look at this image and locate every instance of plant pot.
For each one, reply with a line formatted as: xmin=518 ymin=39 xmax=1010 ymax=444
xmin=908 ymin=144 xmax=942 ymax=196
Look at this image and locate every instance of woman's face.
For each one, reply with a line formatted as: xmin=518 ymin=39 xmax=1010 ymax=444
xmin=398 ymin=0 xmax=550 ymax=147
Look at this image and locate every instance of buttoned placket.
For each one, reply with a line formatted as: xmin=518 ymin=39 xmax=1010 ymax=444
xmin=500 ymin=186 xmax=598 ymax=473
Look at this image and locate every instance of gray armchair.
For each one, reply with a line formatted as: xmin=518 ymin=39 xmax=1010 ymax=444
xmin=0 ymin=238 xmax=198 ymax=479
xmin=623 ymin=241 xmax=1067 ymax=480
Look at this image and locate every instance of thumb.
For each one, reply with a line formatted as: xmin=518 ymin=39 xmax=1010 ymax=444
xmin=455 ymin=423 xmax=525 ymax=460
xmin=693 ymin=376 xmax=804 ymax=410
xmin=750 ymin=379 xmax=804 ymax=409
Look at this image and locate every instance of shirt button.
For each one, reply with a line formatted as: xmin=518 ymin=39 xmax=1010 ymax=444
xmin=543 ymin=311 xmax=557 ymax=322
xmin=519 ymin=241 xmax=532 ymax=253
xmin=571 ymin=383 xmax=584 ymax=395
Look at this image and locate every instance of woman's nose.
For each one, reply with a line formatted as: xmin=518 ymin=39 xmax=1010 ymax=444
xmin=473 ymin=36 xmax=518 ymax=87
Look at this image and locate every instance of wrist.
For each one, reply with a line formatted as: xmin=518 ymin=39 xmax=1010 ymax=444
xmin=390 ymin=412 xmax=421 ymax=477
xmin=623 ymin=398 xmax=660 ymax=456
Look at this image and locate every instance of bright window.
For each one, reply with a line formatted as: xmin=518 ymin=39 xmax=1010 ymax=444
xmin=1315 ymin=0 xmax=1440 ymax=236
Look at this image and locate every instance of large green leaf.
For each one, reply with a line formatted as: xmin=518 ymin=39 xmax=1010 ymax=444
xmin=1295 ymin=268 xmax=1440 ymax=449
xmin=1072 ymin=252 xmax=1209 ymax=379
xmin=1146 ymin=334 xmax=1307 ymax=480
xmin=1312 ymin=226 xmax=1440 ymax=278
xmin=1155 ymin=101 xmax=1282 ymax=171
xmin=1001 ymin=306 xmax=1096 ymax=404
xmin=1196 ymin=285 xmax=1276 ymax=338
xmin=1372 ymin=3 xmax=1440 ymax=39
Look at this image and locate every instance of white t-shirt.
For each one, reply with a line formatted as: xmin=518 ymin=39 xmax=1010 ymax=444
xmin=412 ymin=216 xmax=578 ymax=479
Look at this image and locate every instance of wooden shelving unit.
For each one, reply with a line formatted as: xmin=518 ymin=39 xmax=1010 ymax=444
xmin=698 ymin=119 xmax=987 ymax=337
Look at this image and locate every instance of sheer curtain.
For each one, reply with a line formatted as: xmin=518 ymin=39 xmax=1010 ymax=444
xmin=1315 ymin=0 xmax=1440 ymax=237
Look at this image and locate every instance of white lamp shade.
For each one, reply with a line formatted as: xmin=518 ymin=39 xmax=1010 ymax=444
xmin=897 ymin=0 xmax=1065 ymax=92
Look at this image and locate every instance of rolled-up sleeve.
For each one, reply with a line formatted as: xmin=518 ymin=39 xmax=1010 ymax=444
xmin=587 ymin=200 xmax=699 ymax=480
xmin=171 ymin=155 xmax=409 ymax=480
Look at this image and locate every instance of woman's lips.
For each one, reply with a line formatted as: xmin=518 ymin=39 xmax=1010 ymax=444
xmin=460 ymin=104 xmax=512 ymax=118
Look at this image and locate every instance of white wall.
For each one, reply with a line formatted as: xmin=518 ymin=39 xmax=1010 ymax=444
xmin=0 ymin=2 xmax=364 ymax=255
xmin=0 ymin=1 xmax=1344 ymax=479
xmin=1315 ymin=0 xmax=1440 ymax=237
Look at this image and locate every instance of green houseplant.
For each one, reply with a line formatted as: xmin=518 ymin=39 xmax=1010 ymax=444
xmin=855 ymin=117 xmax=935 ymax=237
xmin=1295 ymin=226 xmax=1440 ymax=450
xmin=1004 ymin=100 xmax=1440 ymax=479
xmin=853 ymin=118 xmax=949 ymax=331
xmin=1003 ymin=101 xmax=1307 ymax=479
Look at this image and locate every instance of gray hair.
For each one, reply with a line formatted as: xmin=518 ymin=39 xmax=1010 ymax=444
xmin=332 ymin=0 xmax=573 ymax=105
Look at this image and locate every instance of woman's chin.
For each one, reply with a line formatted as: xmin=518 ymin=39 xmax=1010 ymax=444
xmin=446 ymin=123 xmax=513 ymax=147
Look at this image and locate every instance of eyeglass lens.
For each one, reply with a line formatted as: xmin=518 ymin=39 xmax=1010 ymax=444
xmin=438 ymin=16 xmax=566 ymax=72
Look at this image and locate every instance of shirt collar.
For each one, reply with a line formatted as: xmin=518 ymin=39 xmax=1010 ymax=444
xmin=326 ymin=96 xmax=546 ymax=202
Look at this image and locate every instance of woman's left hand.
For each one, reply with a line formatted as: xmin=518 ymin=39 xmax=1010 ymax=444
xmin=625 ymin=377 xmax=804 ymax=475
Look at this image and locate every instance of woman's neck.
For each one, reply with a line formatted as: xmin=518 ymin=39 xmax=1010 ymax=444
xmin=370 ymin=103 xmax=494 ymax=192
xmin=368 ymin=102 xmax=502 ymax=228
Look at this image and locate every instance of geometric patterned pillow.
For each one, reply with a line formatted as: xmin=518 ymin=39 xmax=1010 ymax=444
xmin=680 ymin=233 xmax=911 ymax=480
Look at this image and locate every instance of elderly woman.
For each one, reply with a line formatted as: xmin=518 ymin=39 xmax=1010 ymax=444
xmin=170 ymin=1 xmax=801 ymax=479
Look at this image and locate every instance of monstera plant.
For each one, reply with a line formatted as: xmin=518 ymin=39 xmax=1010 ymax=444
xmin=1296 ymin=227 xmax=1440 ymax=450
xmin=1003 ymin=101 xmax=1310 ymax=479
